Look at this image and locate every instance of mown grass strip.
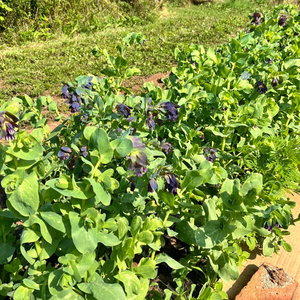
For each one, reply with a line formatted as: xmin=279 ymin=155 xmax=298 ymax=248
xmin=0 ymin=0 xmax=273 ymax=100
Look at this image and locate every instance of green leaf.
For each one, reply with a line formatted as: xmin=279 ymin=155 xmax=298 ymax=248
xmin=69 ymin=212 xmax=98 ymax=254
xmin=0 ymin=242 xmax=15 ymax=265
xmin=207 ymin=48 xmax=217 ymax=63
xmin=48 ymin=101 xmax=57 ymax=113
xmin=84 ymin=178 xmax=111 ymax=206
xmin=181 ymin=170 xmax=203 ymax=191
xmin=13 ymin=285 xmax=34 ymax=300
xmin=131 ymin=216 xmax=142 ymax=237
xmin=155 ymin=253 xmax=184 ymax=269
xmin=78 ymin=273 xmax=126 ymax=300
xmin=83 ymin=126 xmax=97 ymax=141
xmin=8 ymin=172 xmax=39 ymax=217
xmin=263 ymin=236 xmax=275 ymax=257
xmin=46 ymin=180 xmax=94 ymax=200
xmin=137 ymin=231 xmax=154 ymax=244
xmin=6 ymin=135 xmax=43 ymax=161
xmin=23 ymin=279 xmax=40 ymax=290
xmin=176 ymin=221 xmax=197 ymax=245
xmin=114 ymin=271 xmax=140 ymax=298
xmin=90 ymin=128 xmax=113 ymax=164
xmin=195 ymin=220 xmax=236 ymax=248
xmin=282 ymin=241 xmax=292 ymax=252
xmin=157 ymin=190 xmax=174 ymax=207
xmin=111 ymin=138 xmax=133 ymax=157
xmin=101 ymin=68 xmax=120 ymax=77
xmin=284 ymin=59 xmax=300 ymax=69
xmin=97 ymin=232 xmax=121 ymax=247
xmin=133 ymin=265 xmax=157 ymax=279
xmin=40 ymin=211 xmax=66 ymax=233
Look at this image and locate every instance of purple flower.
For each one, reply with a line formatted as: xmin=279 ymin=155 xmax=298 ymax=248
xmin=0 ymin=112 xmax=18 ymax=141
xmin=254 ymin=124 xmax=258 ymax=128
xmin=117 ymin=104 xmax=132 ymax=118
xmin=146 ymin=114 xmax=155 ymax=131
xmin=80 ymin=146 xmax=88 ymax=158
xmin=204 ymin=148 xmax=217 ymax=162
xmin=58 ymin=146 xmax=72 ymax=160
xmin=80 ymin=113 xmax=89 ymax=124
xmin=161 ymin=102 xmax=180 ymax=122
xmin=164 ymin=173 xmax=181 ymax=195
xmin=272 ymin=77 xmax=279 ymax=88
xmin=129 ymin=177 xmax=136 ymax=192
xmin=128 ymin=151 xmax=148 ymax=177
xmin=140 ymin=39 xmax=147 ymax=46
xmin=148 ymin=178 xmax=158 ymax=193
xmin=160 ymin=141 xmax=174 ymax=155
xmin=264 ymin=223 xmax=273 ymax=232
xmin=251 ymin=12 xmax=262 ymax=26
xmin=255 ymin=81 xmax=268 ymax=94
xmin=274 ymin=221 xmax=282 ymax=228
xmin=278 ymin=15 xmax=287 ymax=26
xmin=117 ymin=127 xmax=122 ymax=133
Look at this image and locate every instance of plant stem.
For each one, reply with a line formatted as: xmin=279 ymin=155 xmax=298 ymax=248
xmin=151 ymin=210 xmax=171 ymax=260
xmin=221 ymin=108 xmax=229 ymax=152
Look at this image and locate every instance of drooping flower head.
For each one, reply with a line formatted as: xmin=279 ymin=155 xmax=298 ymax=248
xmin=146 ymin=114 xmax=155 ymax=131
xmin=80 ymin=146 xmax=88 ymax=158
xmin=278 ymin=14 xmax=287 ymax=26
xmin=272 ymin=77 xmax=279 ymax=88
xmin=204 ymin=148 xmax=217 ymax=162
xmin=251 ymin=12 xmax=263 ymax=26
xmin=148 ymin=178 xmax=158 ymax=193
xmin=255 ymin=81 xmax=268 ymax=94
xmin=127 ymin=137 xmax=148 ymax=177
xmin=161 ymin=102 xmax=180 ymax=122
xmin=58 ymin=146 xmax=72 ymax=160
xmin=264 ymin=223 xmax=273 ymax=232
xmin=164 ymin=172 xmax=181 ymax=195
xmin=160 ymin=141 xmax=174 ymax=155
xmin=117 ymin=103 xmax=132 ymax=118
xmin=0 ymin=111 xmax=18 ymax=141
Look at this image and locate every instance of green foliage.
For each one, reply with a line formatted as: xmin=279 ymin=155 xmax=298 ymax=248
xmin=0 ymin=4 xmax=299 ymax=300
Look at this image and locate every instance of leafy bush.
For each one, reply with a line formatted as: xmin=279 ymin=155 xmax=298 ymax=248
xmin=0 ymin=4 xmax=299 ymax=300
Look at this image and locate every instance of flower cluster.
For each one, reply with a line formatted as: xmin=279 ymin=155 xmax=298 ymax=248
xmin=62 ymin=77 xmax=93 ymax=113
xmin=251 ymin=12 xmax=263 ymax=26
xmin=161 ymin=102 xmax=180 ymax=122
xmin=255 ymin=81 xmax=268 ymax=94
xmin=58 ymin=147 xmax=72 ymax=160
xmin=0 ymin=112 xmax=18 ymax=141
xmin=80 ymin=146 xmax=88 ymax=158
xmin=204 ymin=148 xmax=217 ymax=162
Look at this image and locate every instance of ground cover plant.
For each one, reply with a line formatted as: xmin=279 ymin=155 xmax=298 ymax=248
xmin=0 ymin=0 xmax=274 ymax=101
xmin=0 ymin=3 xmax=300 ymax=300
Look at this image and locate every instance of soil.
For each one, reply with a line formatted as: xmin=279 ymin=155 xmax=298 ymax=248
xmin=262 ymin=264 xmax=294 ymax=289
xmin=146 ymin=234 xmax=205 ymax=299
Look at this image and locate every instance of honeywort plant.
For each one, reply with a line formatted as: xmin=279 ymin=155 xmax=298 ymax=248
xmin=0 ymin=6 xmax=299 ymax=300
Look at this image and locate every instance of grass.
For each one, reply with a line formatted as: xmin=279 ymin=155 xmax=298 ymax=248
xmin=0 ymin=0 xmax=290 ymax=102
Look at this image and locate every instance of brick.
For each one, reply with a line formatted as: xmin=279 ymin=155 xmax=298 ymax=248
xmin=236 ymin=263 xmax=298 ymax=300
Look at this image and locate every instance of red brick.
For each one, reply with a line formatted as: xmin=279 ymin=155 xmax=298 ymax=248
xmin=236 ymin=263 xmax=298 ymax=300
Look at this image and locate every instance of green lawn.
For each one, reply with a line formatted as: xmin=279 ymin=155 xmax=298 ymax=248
xmin=0 ymin=0 xmax=276 ymax=101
